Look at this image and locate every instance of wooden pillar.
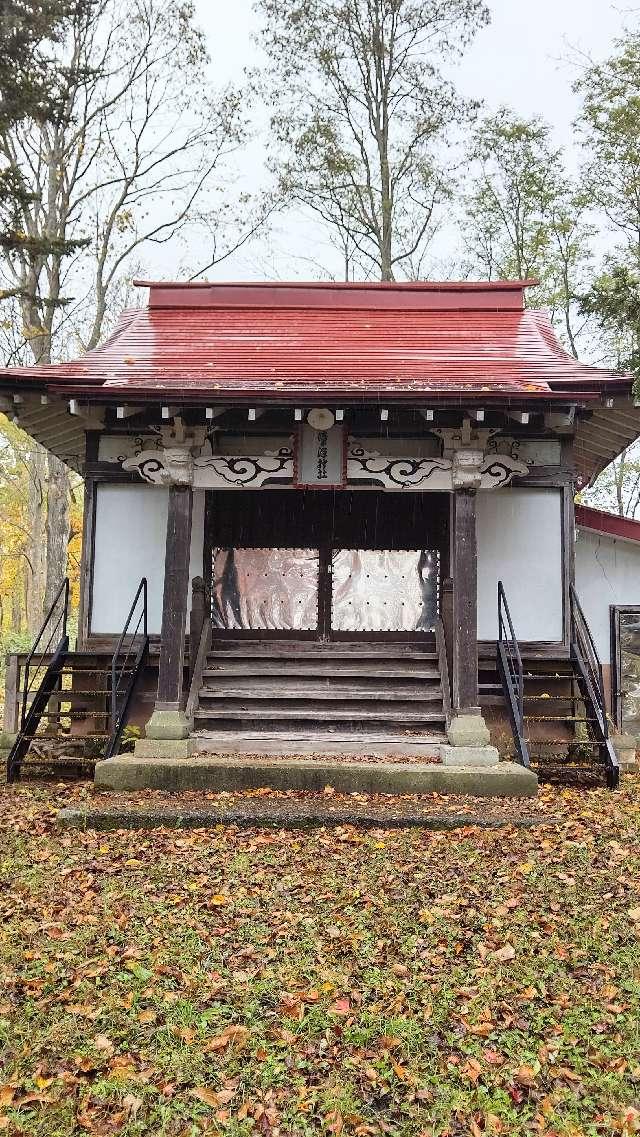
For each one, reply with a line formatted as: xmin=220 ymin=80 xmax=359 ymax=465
xmin=156 ymin=484 xmax=193 ymax=711
xmin=452 ymin=489 xmax=479 ymax=715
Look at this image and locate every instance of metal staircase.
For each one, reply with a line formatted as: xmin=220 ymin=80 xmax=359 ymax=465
xmin=6 ymin=578 xmax=149 ymax=781
xmin=497 ymin=581 xmax=619 ymax=788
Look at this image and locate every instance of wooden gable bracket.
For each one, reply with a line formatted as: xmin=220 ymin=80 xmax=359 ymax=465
xmin=544 ymin=406 xmax=576 ymax=434
xmin=67 ymin=400 xmax=105 ymax=430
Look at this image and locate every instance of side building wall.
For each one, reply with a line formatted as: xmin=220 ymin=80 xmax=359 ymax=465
xmin=476 ymin=487 xmax=565 ymax=643
xmin=89 ymin=484 xmax=205 ymax=635
xmin=575 ymin=527 xmax=640 ymax=662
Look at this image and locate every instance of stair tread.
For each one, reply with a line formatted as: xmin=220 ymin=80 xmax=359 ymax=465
xmin=205 ymin=663 xmax=440 ymax=678
xmin=210 ymin=647 xmax=437 ymax=660
xmin=195 ymin=706 xmax=446 ymax=723
xmin=193 ymin=728 xmax=447 ymax=743
xmin=199 ymin=682 xmax=442 ymax=701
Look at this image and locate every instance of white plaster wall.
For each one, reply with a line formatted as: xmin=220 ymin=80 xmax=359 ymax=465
xmin=575 ymin=529 xmax=640 ymax=661
xmin=90 ymin=485 xmax=205 ymax=634
xmin=477 ymin=488 xmax=563 ymax=641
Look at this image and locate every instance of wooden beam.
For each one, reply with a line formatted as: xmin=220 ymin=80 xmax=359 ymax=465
xmin=156 ymin=484 xmax=193 ymax=709
xmin=452 ymin=490 xmax=479 ymax=715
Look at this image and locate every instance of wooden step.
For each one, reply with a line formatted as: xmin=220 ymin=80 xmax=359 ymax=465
xmin=204 ymin=661 xmax=440 ymax=679
xmin=195 ymin=704 xmax=446 ymax=724
xmin=199 ymin=681 xmax=442 ymax=701
xmin=209 ymin=643 xmax=436 ymax=660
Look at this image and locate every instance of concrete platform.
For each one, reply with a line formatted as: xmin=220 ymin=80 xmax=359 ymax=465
xmin=57 ymin=802 xmax=547 ymax=832
xmin=94 ymin=755 xmax=538 ymax=797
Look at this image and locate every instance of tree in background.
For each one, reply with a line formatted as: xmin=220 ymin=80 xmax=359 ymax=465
xmin=257 ymin=0 xmax=489 ymax=281
xmin=462 ymin=110 xmax=593 ymax=355
xmin=0 ymin=0 xmax=258 ymax=631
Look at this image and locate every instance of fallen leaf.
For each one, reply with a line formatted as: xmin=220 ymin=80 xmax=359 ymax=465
xmin=492 ymin=944 xmax=516 ymax=962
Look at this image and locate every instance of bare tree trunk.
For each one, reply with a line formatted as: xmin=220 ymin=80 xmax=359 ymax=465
xmin=27 ymin=445 xmax=48 ymax=634
xmin=44 ymin=453 xmax=70 ymax=612
xmin=11 ymin=583 xmax=22 ymax=633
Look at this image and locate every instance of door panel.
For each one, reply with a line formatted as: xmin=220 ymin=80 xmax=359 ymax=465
xmin=614 ymin=607 xmax=640 ymax=737
xmin=330 ymin=549 xmax=439 ymax=633
xmin=211 ymin=547 xmax=320 ymax=631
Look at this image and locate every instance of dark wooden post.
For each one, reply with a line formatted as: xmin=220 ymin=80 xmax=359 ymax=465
xmin=156 ymin=485 xmax=193 ymax=711
xmin=189 ymin=576 xmax=206 ymax=682
xmin=452 ymin=490 xmax=479 ymax=715
xmin=441 ymin=577 xmax=454 ymax=683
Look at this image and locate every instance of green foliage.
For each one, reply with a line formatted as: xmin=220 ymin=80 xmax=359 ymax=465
xmin=462 ymin=109 xmax=594 ymax=355
xmin=257 ymin=0 xmax=490 ymax=279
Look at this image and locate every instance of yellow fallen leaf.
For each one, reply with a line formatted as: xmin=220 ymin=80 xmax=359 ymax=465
xmin=210 ymin=894 xmax=228 ymax=906
xmin=191 ymin=1086 xmax=219 ymax=1107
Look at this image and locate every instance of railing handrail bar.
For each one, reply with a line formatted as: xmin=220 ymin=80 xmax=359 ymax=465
xmin=111 ymin=578 xmax=148 ymax=733
xmin=569 ymin=583 xmax=603 ymax=675
xmin=21 ymin=578 xmax=69 ymax=730
xmin=497 ymin=580 xmax=524 ymax=717
xmin=23 ymin=578 xmax=69 ymax=677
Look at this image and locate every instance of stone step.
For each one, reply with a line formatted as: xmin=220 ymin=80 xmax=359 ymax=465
xmin=95 ymin=755 xmax=538 ymax=797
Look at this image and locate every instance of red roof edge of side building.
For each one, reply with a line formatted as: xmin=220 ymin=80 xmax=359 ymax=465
xmin=134 ymin=278 xmax=539 ymax=312
xmin=576 ymin=504 xmax=640 ymax=544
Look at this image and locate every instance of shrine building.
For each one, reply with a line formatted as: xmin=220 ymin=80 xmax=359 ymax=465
xmin=1 ymin=279 xmax=639 ymax=794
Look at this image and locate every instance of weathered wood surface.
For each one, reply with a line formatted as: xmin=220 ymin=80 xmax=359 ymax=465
xmin=199 ymin=682 xmax=443 ymax=701
xmin=452 ymin=490 xmax=479 ymax=715
xmin=156 ymin=485 xmax=193 ymax=708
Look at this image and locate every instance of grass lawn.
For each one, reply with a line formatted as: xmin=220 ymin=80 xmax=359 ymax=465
xmin=1 ymin=779 xmax=640 ymax=1137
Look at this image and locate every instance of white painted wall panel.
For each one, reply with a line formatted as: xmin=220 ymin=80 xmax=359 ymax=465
xmin=90 ymin=485 xmax=205 ymax=634
xmin=575 ymin=529 xmax=640 ymax=660
xmin=477 ymin=488 xmax=563 ymax=641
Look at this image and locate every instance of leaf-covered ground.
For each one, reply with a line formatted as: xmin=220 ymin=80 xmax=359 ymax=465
xmin=2 ymin=778 xmax=640 ymax=1137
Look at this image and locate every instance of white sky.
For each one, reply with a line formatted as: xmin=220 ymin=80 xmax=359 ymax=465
xmin=162 ymin=0 xmax=633 ymax=281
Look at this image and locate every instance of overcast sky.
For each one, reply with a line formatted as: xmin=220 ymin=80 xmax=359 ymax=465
xmin=160 ymin=0 xmax=633 ymax=281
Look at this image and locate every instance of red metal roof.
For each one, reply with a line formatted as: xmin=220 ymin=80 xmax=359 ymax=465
xmin=576 ymin=504 xmax=640 ymax=544
xmin=0 ymin=280 xmax=627 ymax=402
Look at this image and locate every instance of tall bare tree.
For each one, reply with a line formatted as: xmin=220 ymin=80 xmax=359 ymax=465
xmin=462 ymin=109 xmax=594 ymax=356
xmin=257 ymin=0 xmax=489 ymax=281
xmin=0 ymin=0 xmax=258 ymax=622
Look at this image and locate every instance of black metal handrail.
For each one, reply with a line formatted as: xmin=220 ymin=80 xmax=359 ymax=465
xmin=498 ymin=581 xmax=524 ymax=726
xmin=497 ymin=580 xmax=530 ymax=768
xmin=20 ymin=578 xmax=70 ymax=732
xmin=569 ymin=584 xmax=607 ymax=735
xmin=106 ymin=578 xmax=148 ymax=759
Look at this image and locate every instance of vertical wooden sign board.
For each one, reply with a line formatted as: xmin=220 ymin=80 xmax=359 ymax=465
xmin=295 ymin=423 xmax=346 ymax=488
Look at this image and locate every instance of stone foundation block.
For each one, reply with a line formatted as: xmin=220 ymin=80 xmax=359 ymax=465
xmin=144 ymin=709 xmax=190 ymax=741
xmin=612 ymin=733 xmax=638 ymax=773
xmin=447 ymin=714 xmax=491 ymax=747
xmin=440 ymin=745 xmax=500 ymax=767
xmin=133 ymin=737 xmax=195 ymax=760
